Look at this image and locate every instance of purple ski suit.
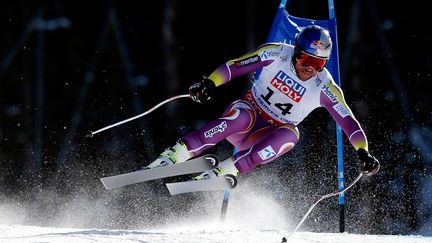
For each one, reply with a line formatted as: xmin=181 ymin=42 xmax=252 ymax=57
xmin=182 ymin=43 xmax=368 ymax=174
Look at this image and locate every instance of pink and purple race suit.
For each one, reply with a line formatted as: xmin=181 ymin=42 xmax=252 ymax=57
xmin=182 ymin=43 xmax=368 ymax=174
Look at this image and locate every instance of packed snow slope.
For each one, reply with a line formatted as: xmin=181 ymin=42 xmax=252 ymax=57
xmin=0 ymin=223 xmax=431 ymax=243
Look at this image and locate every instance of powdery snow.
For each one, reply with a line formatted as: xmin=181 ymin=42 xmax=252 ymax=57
xmin=0 ymin=224 xmax=430 ymax=243
xmin=0 ymin=171 xmax=430 ymax=242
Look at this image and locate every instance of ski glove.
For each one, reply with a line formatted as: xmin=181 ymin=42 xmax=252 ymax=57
xmin=357 ymin=148 xmax=380 ymax=176
xmin=189 ymin=78 xmax=216 ymax=104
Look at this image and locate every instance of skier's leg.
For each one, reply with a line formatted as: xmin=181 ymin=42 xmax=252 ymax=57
xmin=146 ymin=100 xmax=256 ymax=168
xmin=195 ymin=125 xmax=281 ymax=177
xmin=195 ymin=123 xmax=299 ymax=178
xmin=181 ymin=100 xmax=256 ymax=156
xmin=233 ymin=123 xmax=300 ymax=173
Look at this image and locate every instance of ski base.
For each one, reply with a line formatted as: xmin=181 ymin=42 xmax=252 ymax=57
xmin=166 ymin=174 xmax=237 ymax=195
xmin=100 ymin=154 xmax=219 ymax=190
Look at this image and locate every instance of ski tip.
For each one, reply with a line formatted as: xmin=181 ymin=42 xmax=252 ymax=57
xmin=100 ymin=177 xmax=117 ymax=190
xmin=224 ymin=174 xmax=238 ymax=189
xmin=100 ymin=178 xmax=110 ymax=189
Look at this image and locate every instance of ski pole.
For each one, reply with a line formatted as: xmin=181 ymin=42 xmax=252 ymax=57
xmin=87 ymin=94 xmax=191 ymax=137
xmin=220 ymin=190 xmax=231 ymax=222
xmin=281 ymin=173 xmax=363 ymax=242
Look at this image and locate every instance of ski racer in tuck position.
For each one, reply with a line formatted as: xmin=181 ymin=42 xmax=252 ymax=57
xmin=146 ymin=25 xmax=380 ymax=179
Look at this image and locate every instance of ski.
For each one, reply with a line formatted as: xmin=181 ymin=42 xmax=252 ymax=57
xmin=100 ymin=154 xmax=219 ymax=190
xmin=166 ymin=174 xmax=237 ymax=195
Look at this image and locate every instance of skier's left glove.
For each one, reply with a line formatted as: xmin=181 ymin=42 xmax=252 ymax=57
xmin=189 ymin=78 xmax=216 ymax=104
xmin=357 ymin=148 xmax=380 ymax=176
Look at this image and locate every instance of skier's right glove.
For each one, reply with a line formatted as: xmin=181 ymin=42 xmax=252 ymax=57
xmin=188 ymin=78 xmax=216 ymax=104
xmin=357 ymin=148 xmax=380 ymax=176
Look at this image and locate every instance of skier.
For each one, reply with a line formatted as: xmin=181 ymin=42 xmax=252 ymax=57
xmin=146 ymin=25 xmax=380 ymax=179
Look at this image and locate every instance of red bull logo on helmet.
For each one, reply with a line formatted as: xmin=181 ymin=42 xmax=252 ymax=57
xmin=270 ymin=70 xmax=306 ymax=103
xmin=310 ymin=40 xmax=326 ymax=51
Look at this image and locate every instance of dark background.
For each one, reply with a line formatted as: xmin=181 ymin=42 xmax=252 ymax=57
xmin=0 ymin=0 xmax=431 ymax=236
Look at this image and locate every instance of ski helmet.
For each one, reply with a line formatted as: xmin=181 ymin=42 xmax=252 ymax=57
xmin=295 ymin=25 xmax=332 ymax=59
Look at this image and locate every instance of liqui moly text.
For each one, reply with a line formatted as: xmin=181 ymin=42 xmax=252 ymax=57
xmin=270 ymin=71 xmax=306 ymax=103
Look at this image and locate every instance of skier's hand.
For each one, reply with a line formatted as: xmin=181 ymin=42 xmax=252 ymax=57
xmin=188 ymin=78 xmax=216 ymax=104
xmin=357 ymin=148 xmax=380 ymax=176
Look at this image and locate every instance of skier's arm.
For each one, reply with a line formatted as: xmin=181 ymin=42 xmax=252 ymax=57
xmin=189 ymin=43 xmax=280 ymax=103
xmin=207 ymin=43 xmax=279 ymax=87
xmin=320 ymin=81 xmax=368 ymax=151
xmin=320 ymin=81 xmax=380 ymax=175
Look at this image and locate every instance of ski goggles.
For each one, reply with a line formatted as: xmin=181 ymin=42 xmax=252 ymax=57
xmin=296 ymin=52 xmax=328 ymax=71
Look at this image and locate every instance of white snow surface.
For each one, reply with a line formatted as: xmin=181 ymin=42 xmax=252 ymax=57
xmin=0 ymin=223 xmax=431 ymax=243
xmin=1 ymin=171 xmax=431 ymax=242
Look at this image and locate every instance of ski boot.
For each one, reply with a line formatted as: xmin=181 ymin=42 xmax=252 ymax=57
xmin=145 ymin=139 xmax=191 ymax=169
xmin=193 ymin=157 xmax=239 ymax=180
